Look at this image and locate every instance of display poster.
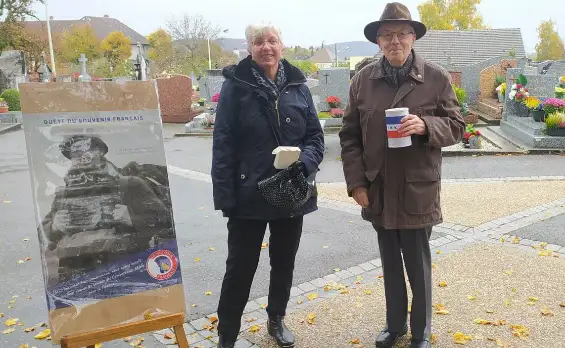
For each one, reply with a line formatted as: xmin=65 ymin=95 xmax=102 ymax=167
xmin=20 ymin=81 xmax=186 ymax=343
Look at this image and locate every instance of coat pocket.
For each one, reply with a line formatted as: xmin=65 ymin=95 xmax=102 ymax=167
xmin=363 ymin=169 xmax=382 ymax=216
xmin=404 ymin=169 xmax=440 ymax=214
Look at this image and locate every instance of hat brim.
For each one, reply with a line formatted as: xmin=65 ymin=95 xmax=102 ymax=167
xmin=61 ymin=136 xmax=109 ymax=159
xmin=364 ymin=19 xmax=427 ymax=44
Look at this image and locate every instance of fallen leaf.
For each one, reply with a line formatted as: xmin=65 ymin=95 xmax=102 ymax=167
xmin=356 ymin=275 xmax=363 ymax=282
xmin=17 ymin=260 xmax=24 ymax=264
xmin=503 ymin=270 xmax=513 ymax=275
xmin=510 ymin=324 xmax=529 ymax=340
xmin=297 ymin=299 xmax=303 ymax=304
xmin=541 ymin=307 xmax=554 ymax=317
xmin=34 ymin=329 xmax=50 ymax=339
xmin=24 ymin=327 xmax=35 ymax=332
xmin=246 ymin=317 xmax=256 ymax=323
xmin=0 ymin=313 xmax=3 ymax=318
xmin=123 ymin=337 xmax=132 ymax=342
xmin=500 ymin=237 xmax=506 ymax=243
xmin=164 ymin=332 xmax=174 ymax=339
xmin=5 ymin=318 xmax=19 ymax=326
xmin=432 ymin=263 xmax=437 ymax=269
xmin=248 ymin=325 xmax=261 ymax=333
xmin=23 ymin=238 xmax=30 ymax=242
xmin=435 ymin=310 xmax=449 ymax=315
xmin=208 ymin=316 xmax=218 ymax=324
xmin=205 ymin=291 xmax=212 ymax=296
xmin=528 ymin=297 xmax=539 ymax=302
xmin=438 ymin=281 xmax=448 ymax=287
xmin=527 ymin=301 xmax=537 ymax=306
xmin=25 ymin=296 xmax=32 ymax=300
xmin=453 ymin=331 xmax=472 ymax=344
xmin=512 ymin=236 xmax=520 ymax=244
xmin=261 ymin=242 xmax=269 ymax=249
xmin=408 ymin=304 xmax=411 ymax=313
xmin=339 ymin=289 xmax=350 ymax=294
xmin=322 ymin=246 xmax=329 ymax=249
xmin=19 ymin=344 xmax=29 ymax=348
xmin=486 ymin=310 xmax=495 ymax=314
xmin=364 ymin=290 xmax=372 ymax=295
xmin=376 ymin=275 xmax=384 ymax=279
xmin=143 ymin=312 xmax=153 ymax=320
xmin=209 ymin=247 xmax=215 ymax=251
xmin=9 ymin=300 xmax=15 ymax=304
xmin=474 ymin=318 xmax=491 ymax=325
xmin=333 ymin=268 xmax=341 ymax=272
xmin=94 ymin=344 xmax=102 ymax=348
xmin=191 ymin=304 xmax=197 ymax=308
xmin=349 ymin=338 xmax=361 ymax=344
xmin=504 ymin=298 xmax=512 ymax=307
xmin=2 ymin=200 xmax=11 ymax=204
xmin=194 ymin=257 xmax=201 ymax=262
xmin=130 ymin=337 xmax=144 ymax=346
xmin=436 ymin=250 xmax=442 ymax=254
xmin=539 ymin=250 xmax=552 ymax=257
xmin=2 ymin=328 xmax=15 ymax=334
xmin=560 ymin=302 xmax=565 ymax=307
xmin=431 ymin=334 xmax=437 ymax=344
xmin=467 ymin=295 xmax=477 ymax=300
xmin=307 ymin=293 xmax=318 ymax=301
xmin=260 ymin=304 xmax=267 ymax=309
xmin=306 ymin=313 xmax=316 ymax=325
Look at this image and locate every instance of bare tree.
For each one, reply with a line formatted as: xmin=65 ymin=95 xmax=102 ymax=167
xmin=166 ymin=14 xmax=221 ymax=60
xmin=1 ymin=0 xmax=43 ymax=21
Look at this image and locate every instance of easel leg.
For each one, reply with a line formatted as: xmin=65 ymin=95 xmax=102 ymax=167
xmin=173 ymin=324 xmax=189 ymax=348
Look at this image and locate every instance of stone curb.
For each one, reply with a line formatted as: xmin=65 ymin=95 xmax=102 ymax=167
xmin=0 ymin=123 xmax=22 ymax=135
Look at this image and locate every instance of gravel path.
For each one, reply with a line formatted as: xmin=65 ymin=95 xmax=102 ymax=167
xmin=242 ymin=242 xmax=565 ymax=347
xmin=317 ymin=181 xmax=565 ymax=227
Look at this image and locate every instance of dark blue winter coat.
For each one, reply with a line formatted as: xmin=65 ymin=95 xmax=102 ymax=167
xmin=211 ymin=56 xmax=325 ymax=221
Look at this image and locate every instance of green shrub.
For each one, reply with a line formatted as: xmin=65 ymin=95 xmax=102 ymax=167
xmin=494 ymin=75 xmax=505 ymax=88
xmin=0 ymin=89 xmax=20 ymax=111
xmin=452 ymin=85 xmax=467 ymax=105
xmin=318 ymin=111 xmax=330 ymax=119
xmin=545 ymin=112 xmax=565 ymax=129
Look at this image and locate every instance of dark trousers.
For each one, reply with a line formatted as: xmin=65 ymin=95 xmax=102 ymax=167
xmin=217 ymin=217 xmax=303 ymax=339
xmin=375 ymin=225 xmax=433 ymax=341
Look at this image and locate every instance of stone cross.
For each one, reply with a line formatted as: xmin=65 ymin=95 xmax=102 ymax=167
xmin=323 ymin=73 xmax=330 ymax=84
xmin=78 ymin=54 xmax=92 ymax=82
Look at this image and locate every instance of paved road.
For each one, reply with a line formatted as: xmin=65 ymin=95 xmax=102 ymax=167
xmin=1 ymin=128 xmax=564 ymax=347
xmin=513 ymin=214 xmax=565 ymax=247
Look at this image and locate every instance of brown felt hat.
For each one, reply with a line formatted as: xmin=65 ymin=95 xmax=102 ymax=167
xmin=60 ymin=135 xmax=108 ymax=159
xmin=364 ymin=2 xmax=427 ymax=43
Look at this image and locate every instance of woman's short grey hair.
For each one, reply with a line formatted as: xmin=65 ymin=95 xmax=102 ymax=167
xmin=245 ymin=23 xmax=283 ymax=52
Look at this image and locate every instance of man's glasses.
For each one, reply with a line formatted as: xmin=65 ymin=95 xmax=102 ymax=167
xmin=378 ymin=31 xmax=414 ymax=41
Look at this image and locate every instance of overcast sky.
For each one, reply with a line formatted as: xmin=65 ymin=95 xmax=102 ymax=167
xmin=34 ymin=0 xmax=565 ymax=54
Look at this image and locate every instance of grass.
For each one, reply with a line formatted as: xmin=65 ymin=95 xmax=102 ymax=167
xmin=318 ymin=111 xmax=330 ymax=119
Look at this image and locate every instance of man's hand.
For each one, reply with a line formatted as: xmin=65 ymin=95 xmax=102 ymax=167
xmin=353 ymin=187 xmax=369 ymax=208
xmin=114 ymin=204 xmax=133 ymax=226
xmin=398 ymin=114 xmax=427 ymax=136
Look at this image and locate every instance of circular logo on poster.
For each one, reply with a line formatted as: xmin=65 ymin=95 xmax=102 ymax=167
xmin=146 ymin=250 xmax=178 ymax=280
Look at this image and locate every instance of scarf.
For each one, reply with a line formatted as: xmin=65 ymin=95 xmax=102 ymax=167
xmin=382 ymin=52 xmax=414 ymax=88
xmin=250 ymin=60 xmax=287 ymax=100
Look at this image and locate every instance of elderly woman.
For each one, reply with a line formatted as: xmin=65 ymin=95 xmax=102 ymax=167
xmin=211 ymin=23 xmax=324 ymax=348
xmin=339 ymin=3 xmax=464 ymax=348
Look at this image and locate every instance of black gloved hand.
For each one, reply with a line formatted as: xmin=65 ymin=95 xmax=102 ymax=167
xmin=288 ymin=160 xmax=307 ymax=177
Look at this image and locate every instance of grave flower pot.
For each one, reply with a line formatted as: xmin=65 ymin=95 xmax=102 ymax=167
xmin=516 ymin=102 xmax=529 ymax=117
xmin=0 ymin=106 xmax=8 ymax=113
xmin=531 ymin=110 xmax=545 ymax=122
xmin=468 ymin=135 xmax=481 ymax=149
xmin=547 ymin=128 xmax=565 ymax=136
xmin=497 ymin=91 xmax=505 ymax=103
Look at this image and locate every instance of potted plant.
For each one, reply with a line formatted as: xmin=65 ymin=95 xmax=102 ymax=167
xmin=525 ymin=96 xmax=545 ymax=122
xmin=329 ymin=108 xmax=344 ymax=118
xmin=542 ymin=98 xmax=565 ymax=116
xmin=452 ymin=85 xmax=477 ymax=123
xmin=494 ymin=76 xmax=505 ymax=98
xmin=496 ymin=82 xmax=506 ymax=103
xmin=462 ymin=124 xmax=481 ymax=148
xmin=326 ymin=96 xmax=341 ymax=109
xmin=198 ymin=98 xmax=206 ymax=106
xmin=0 ymin=98 xmax=8 ymax=113
xmin=508 ymin=74 xmax=530 ymax=116
xmin=544 ymin=111 xmax=565 ymax=136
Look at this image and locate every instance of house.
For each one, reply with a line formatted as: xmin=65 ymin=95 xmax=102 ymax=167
xmin=310 ymin=47 xmax=335 ymax=69
xmin=372 ymin=28 xmax=526 ymax=70
xmin=23 ymin=15 xmax=150 ymax=61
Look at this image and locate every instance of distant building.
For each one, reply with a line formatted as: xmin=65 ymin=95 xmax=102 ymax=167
xmin=349 ymin=56 xmax=372 ymax=71
xmin=23 ymin=15 xmax=150 ymax=61
xmin=310 ymin=47 xmax=335 ymax=69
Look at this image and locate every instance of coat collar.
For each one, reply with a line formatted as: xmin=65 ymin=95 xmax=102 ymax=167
xmin=370 ymin=50 xmax=425 ymax=83
xmin=222 ymin=55 xmax=306 ymax=87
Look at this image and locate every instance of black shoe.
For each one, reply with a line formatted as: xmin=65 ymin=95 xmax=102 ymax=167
xmin=375 ymin=324 xmax=408 ymax=348
xmin=217 ymin=334 xmax=236 ymax=348
xmin=267 ymin=315 xmax=295 ymax=347
xmin=409 ymin=339 xmax=431 ymax=348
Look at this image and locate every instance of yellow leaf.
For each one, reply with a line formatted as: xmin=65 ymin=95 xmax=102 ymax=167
xmin=541 ymin=307 xmax=554 ymax=317
xmin=5 ymin=318 xmax=19 ymax=326
xmin=431 ymin=334 xmax=437 ymax=343
xmin=433 ymin=303 xmax=446 ymax=311
xmin=209 ymin=247 xmax=215 ymax=251
xmin=260 ymin=304 xmax=267 ymax=309
xmin=24 ymin=327 xmax=35 ymax=332
xmin=408 ymin=304 xmax=411 ymax=313
xmin=322 ymin=246 xmax=329 ymax=249
xmin=474 ymin=318 xmax=491 ymax=325
xmin=246 ymin=317 xmax=256 ymax=323
xmin=438 ymin=281 xmax=448 ymax=287
xmin=436 ymin=250 xmax=442 ymax=254
xmin=339 ymin=289 xmax=350 ymax=294
xmin=2 ymin=200 xmax=11 ymax=204
xmin=261 ymin=242 xmax=269 ymax=249
xmin=560 ymin=302 xmax=565 ymax=307
xmin=143 ymin=312 xmax=153 ymax=320
xmin=307 ymin=293 xmax=318 ymax=301
xmin=249 ymin=325 xmax=261 ymax=333
xmin=17 ymin=260 xmax=24 ymax=264
xmin=432 ymin=263 xmax=437 ymax=269
xmin=349 ymin=338 xmax=361 ymax=344
xmin=467 ymin=295 xmax=476 ymax=300
xmin=34 ymin=329 xmax=51 ymax=339
xmin=539 ymin=250 xmax=552 ymax=257
xmin=503 ymin=270 xmax=513 ymax=275
xmin=528 ymin=297 xmax=539 ymax=302
xmin=205 ymin=291 xmax=212 ymax=296
xmin=19 ymin=344 xmax=29 ymax=348
xmin=504 ymin=298 xmax=512 ymax=307
xmin=512 ymin=236 xmax=520 ymax=244
xmin=356 ymin=275 xmax=363 ymax=282
xmin=364 ymin=290 xmax=372 ymax=295
xmin=499 ymin=237 xmax=506 ymax=242
xmin=0 ymin=313 xmax=3 ymax=318
xmin=453 ymin=331 xmax=472 ymax=344
xmin=333 ymin=268 xmax=341 ymax=272
xmin=486 ymin=309 xmax=495 ymax=314
xmin=435 ymin=310 xmax=449 ymax=315
xmin=510 ymin=324 xmax=530 ymax=339
xmin=191 ymin=304 xmax=197 ymax=308
xmin=297 ymin=299 xmax=303 ymax=304
xmin=527 ymin=301 xmax=537 ymax=306
xmin=194 ymin=257 xmax=201 ymax=262
xmin=306 ymin=313 xmax=316 ymax=324
xmin=208 ymin=316 xmax=218 ymax=324
xmin=94 ymin=344 xmax=102 ymax=348
xmin=23 ymin=238 xmax=30 ymax=242
xmin=2 ymin=328 xmax=15 ymax=334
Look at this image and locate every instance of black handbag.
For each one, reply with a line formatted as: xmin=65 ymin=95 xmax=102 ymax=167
xmin=257 ymin=102 xmax=314 ymax=210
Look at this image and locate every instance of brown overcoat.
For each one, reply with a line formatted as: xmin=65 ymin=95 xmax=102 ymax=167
xmin=339 ymin=51 xmax=465 ymax=230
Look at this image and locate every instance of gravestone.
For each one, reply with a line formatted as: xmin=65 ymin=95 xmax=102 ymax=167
xmin=156 ymin=75 xmax=201 ymax=123
xmin=56 ymin=74 xmax=72 ymax=82
xmin=309 ymin=68 xmax=350 ymax=112
xmin=184 ymin=113 xmax=213 ymax=133
xmin=0 ymin=50 xmax=26 ymax=91
xmin=200 ymin=70 xmax=225 ymax=101
xmin=545 ymin=61 xmax=565 ymax=76
xmin=78 ymin=54 xmax=92 ymax=82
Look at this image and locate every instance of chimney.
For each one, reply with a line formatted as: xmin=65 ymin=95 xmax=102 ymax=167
xmin=49 ymin=16 xmax=53 ymax=20
xmin=104 ymin=14 xmax=109 ymax=18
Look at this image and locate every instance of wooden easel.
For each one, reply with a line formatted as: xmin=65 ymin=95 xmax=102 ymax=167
xmin=60 ymin=313 xmax=189 ymax=348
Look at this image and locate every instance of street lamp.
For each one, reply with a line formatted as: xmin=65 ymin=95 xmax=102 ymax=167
xmin=45 ymin=0 xmax=56 ymax=76
xmin=208 ymin=29 xmax=229 ymax=70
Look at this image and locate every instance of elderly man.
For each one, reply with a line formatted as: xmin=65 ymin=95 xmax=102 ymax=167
xmin=339 ymin=3 xmax=465 ymax=348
